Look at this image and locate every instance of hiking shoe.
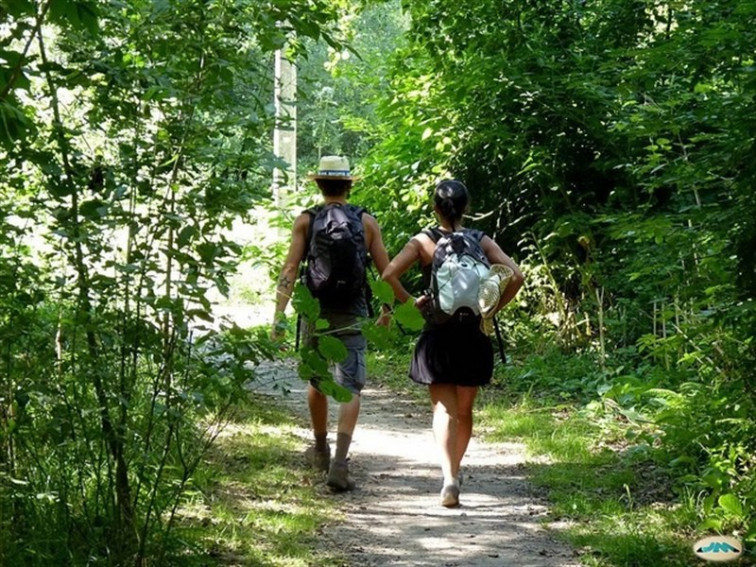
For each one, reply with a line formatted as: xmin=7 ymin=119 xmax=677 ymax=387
xmin=305 ymin=445 xmax=331 ymax=473
xmin=326 ymin=459 xmax=356 ymax=492
xmin=440 ymin=482 xmax=460 ymax=508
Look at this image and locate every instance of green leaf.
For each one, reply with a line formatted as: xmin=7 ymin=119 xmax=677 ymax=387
xmin=298 ymin=347 xmax=329 ymax=378
xmin=362 ymin=322 xmax=393 ymax=350
xmin=370 ymin=279 xmax=395 ymax=306
xmin=699 ymin=518 xmax=724 ymax=532
xmin=75 ymin=1 xmax=99 ymax=36
xmin=292 ymin=283 xmax=320 ymax=321
xmin=0 ymin=101 xmax=31 ymax=147
xmin=79 ymin=198 xmax=107 ymax=219
xmin=745 ymin=521 xmax=756 ymax=542
xmin=317 ymin=378 xmax=353 ymax=403
xmin=177 ymin=225 xmax=197 ymax=248
xmin=48 ymin=0 xmax=98 ymax=34
xmin=317 ymin=335 xmax=347 ymax=363
xmin=3 ymin=0 xmax=34 ymax=17
xmin=718 ymin=493 xmax=744 ymax=518
xmin=187 ymin=309 xmax=214 ymax=323
xmin=394 ymin=299 xmax=425 ymax=331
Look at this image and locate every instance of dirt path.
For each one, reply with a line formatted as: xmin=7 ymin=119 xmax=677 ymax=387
xmin=251 ymin=359 xmax=581 ymax=567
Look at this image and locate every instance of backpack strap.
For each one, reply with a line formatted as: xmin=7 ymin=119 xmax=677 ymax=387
xmin=348 ymin=204 xmax=366 ymax=218
xmin=466 ymin=228 xmax=485 ymax=242
xmin=348 ymin=205 xmax=374 ymax=317
xmin=422 ymin=227 xmax=445 ymax=244
xmin=493 ymin=317 xmax=506 ymax=364
xmin=423 ymin=227 xmax=485 ymax=243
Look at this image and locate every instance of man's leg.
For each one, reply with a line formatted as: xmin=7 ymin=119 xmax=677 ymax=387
xmin=306 ymin=383 xmax=331 ymax=471
xmin=308 ymin=383 xmax=329 ymax=444
xmin=327 ymin=334 xmax=366 ymax=491
xmin=334 ymin=394 xmax=360 ymax=462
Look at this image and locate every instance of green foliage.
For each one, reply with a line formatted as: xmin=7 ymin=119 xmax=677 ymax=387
xmin=0 ymin=0 xmax=344 ymax=563
xmin=175 ymin=398 xmax=344 ymax=566
xmin=480 ymin=371 xmax=703 ymax=567
xmin=351 ymin=0 xmax=756 ymax=546
xmin=290 ymin=276 xmax=424 ymax=403
xmin=4 ymin=0 xmax=756 ymax=562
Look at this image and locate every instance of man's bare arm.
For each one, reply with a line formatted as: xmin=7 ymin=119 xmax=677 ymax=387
xmin=273 ymin=214 xmax=309 ymax=338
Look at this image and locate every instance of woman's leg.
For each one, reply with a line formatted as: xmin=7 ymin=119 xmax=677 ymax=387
xmin=428 ymin=383 xmax=459 ymax=486
xmin=455 ymin=386 xmax=478 ymax=471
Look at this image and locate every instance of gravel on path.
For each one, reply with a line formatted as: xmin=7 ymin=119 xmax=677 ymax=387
xmin=250 ymin=359 xmax=582 ymax=567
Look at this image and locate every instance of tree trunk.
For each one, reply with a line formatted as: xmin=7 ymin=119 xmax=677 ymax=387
xmin=273 ymin=45 xmax=297 ymax=206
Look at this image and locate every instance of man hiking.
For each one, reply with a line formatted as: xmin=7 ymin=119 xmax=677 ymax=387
xmin=272 ymin=155 xmax=390 ymax=491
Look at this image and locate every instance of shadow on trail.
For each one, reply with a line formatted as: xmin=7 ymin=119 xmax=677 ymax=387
xmin=249 ymin=359 xmax=581 ymax=566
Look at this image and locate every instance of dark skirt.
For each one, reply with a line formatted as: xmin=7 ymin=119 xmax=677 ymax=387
xmin=409 ymin=318 xmax=494 ymax=387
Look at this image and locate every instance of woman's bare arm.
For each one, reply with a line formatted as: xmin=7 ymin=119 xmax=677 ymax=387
xmin=381 ymin=237 xmax=423 ymax=304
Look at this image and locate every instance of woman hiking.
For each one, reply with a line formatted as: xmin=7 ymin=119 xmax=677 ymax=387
xmin=381 ymin=179 xmax=523 ymax=507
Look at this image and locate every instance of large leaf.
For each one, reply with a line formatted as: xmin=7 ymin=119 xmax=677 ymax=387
xmin=292 ymin=283 xmax=321 ymax=322
xmin=718 ymin=494 xmax=744 ymax=518
xmin=394 ymin=299 xmax=425 ymax=331
xmin=316 ymin=378 xmax=353 ymax=403
xmin=298 ymin=346 xmax=329 ymax=379
xmin=370 ymin=279 xmax=395 ymax=306
xmin=362 ymin=321 xmax=393 ymax=350
xmin=317 ymin=335 xmax=347 ymax=363
xmin=47 ymin=0 xmax=99 ymax=36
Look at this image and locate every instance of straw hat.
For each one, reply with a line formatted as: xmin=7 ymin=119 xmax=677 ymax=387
xmin=308 ymin=155 xmax=356 ymax=181
xmin=478 ymin=264 xmax=514 ymax=335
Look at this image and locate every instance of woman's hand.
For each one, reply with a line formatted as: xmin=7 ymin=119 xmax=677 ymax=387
xmin=414 ymin=294 xmax=431 ymax=310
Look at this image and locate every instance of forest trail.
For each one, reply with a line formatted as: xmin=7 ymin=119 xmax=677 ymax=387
xmin=251 ymin=359 xmax=582 ymax=567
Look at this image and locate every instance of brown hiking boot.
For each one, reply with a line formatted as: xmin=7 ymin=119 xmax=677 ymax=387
xmin=326 ymin=459 xmax=356 ymax=492
xmin=305 ymin=445 xmax=330 ymax=473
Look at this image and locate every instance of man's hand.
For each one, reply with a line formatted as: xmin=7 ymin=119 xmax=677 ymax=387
xmin=376 ymin=303 xmax=392 ymax=328
xmin=376 ymin=312 xmax=392 ymax=328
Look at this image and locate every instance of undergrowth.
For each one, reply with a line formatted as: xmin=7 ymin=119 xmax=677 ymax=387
xmin=170 ymin=396 xmax=344 ymax=566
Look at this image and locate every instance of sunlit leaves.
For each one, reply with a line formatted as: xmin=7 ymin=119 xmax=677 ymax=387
xmin=317 ymin=335 xmax=347 ymax=363
xmin=0 ymin=0 xmax=346 ymax=562
xmin=394 ymin=299 xmax=424 ymax=331
xmin=369 ymin=279 xmax=394 ymax=306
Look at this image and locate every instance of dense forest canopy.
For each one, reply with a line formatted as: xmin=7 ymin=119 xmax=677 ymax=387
xmin=1 ymin=0 xmax=755 ymax=563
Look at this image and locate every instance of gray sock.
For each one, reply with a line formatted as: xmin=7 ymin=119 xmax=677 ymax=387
xmin=334 ymin=432 xmax=352 ymax=462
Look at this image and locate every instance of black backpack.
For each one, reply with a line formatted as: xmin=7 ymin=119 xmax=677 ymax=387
xmin=302 ymin=203 xmax=369 ymax=309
